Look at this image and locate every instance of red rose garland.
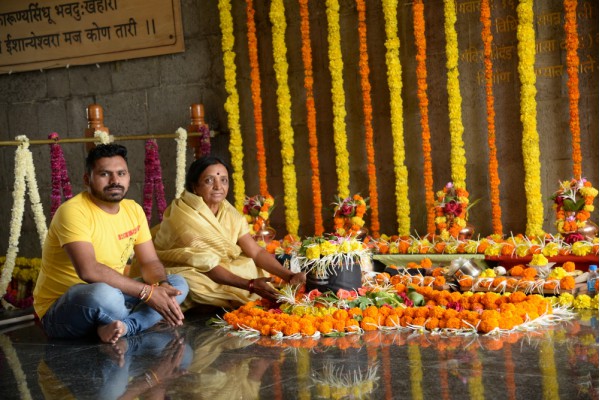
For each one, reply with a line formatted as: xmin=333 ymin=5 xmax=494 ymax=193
xmin=48 ymin=132 xmax=73 ymax=218
xmin=143 ymin=139 xmax=167 ymax=224
xmin=199 ymin=123 xmax=211 ymax=158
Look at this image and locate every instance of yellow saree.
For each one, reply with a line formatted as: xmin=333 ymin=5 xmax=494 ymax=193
xmin=153 ymin=190 xmax=267 ymax=310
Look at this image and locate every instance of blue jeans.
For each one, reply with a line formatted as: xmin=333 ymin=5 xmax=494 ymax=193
xmin=41 ymin=274 xmax=189 ymax=340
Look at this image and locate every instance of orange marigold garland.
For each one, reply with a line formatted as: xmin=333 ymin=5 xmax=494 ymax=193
xmin=299 ymin=0 xmax=324 ymax=235
xmin=245 ymin=0 xmax=269 ymax=196
xmin=217 ymin=284 xmax=569 ymax=338
xmin=564 ymin=0 xmax=582 ymax=178
xmin=480 ymin=0 xmax=503 ymax=235
xmin=356 ymin=0 xmax=380 ymax=237
xmin=412 ymin=0 xmax=436 ymax=236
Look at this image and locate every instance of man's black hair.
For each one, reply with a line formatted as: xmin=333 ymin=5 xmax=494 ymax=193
xmin=85 ymin=144 xmax=128 ymax=174
xmin=185 ymin=156 xmax=232 ymax=192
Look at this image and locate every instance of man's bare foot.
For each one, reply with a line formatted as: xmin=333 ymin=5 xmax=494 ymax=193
xmin=98 ymin=321 xmax=127 ymax=344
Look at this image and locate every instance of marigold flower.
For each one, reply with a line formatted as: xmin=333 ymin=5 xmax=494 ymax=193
xmin=361 ymin=316 xmax=378 ymax=331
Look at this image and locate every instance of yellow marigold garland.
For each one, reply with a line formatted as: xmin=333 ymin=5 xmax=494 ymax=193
xmin=382 ymin=0 xmax=410 ymax=235
xmin=564 ymin=0 xmax=582 ymax=179
xmin=218 ymin=0 xmax=245 ymax=210
xmin=245 ymin=0 xmax=269 ymax=196
xmin=325 ymin=0 xmax=350 ymax=199
xmin=443 ymin=0 xmax=467 ymax=191
xmin=480 ymin=0 xmax=503 ymax=235
xmin=408 ymin=344 xmax=424 ymax=400
xmin=299 ymin=0 xmax=324 ymax=235
xmin=270 ymin=0 xmax=299 ymax=235
xmin=413 ymin=0 xmax=436 ymax=236
xmin=516 ymin=0 xmax=544 ymax=237
xmin=356 ymin=0 xmax=380 ymax=237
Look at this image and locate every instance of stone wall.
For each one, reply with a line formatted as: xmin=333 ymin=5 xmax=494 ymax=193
xmin=0 ymin=0 xmax=597 ymax=257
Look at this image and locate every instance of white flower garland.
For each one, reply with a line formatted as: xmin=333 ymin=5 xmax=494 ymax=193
xmin=174 ymin=127 xmax=188 ymax=198
xmin=0 ymin=136 xmax=48 ymax=304
xmin=0 ymin=334 xmax=32 ymax=399
xmin=93 ymin=129 xmax=113 ymax=144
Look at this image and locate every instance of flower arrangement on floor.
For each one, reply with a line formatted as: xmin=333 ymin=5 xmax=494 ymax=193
xmin=434 ymin=182 xmax=471 ymax=239
xmin=291 ymin=235 xmax=371 ymax=279
xmin=213 ymin=277 xmax=577 ymax=339
xmin=332 ymin=194 xmax=369 ymax=237
xmin=551 ymin=178 xmax=598 ymax=242
xmin=454 ymin=261 xmax=581 ymax=295
xmin=1 ymin=256 xmax=41 ymax=309
xmin=243 ymin=194 xmax=276 ymax=245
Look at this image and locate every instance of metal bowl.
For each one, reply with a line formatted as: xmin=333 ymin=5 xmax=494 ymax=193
xmin=452 ymin=258 xmax=483 ymax=278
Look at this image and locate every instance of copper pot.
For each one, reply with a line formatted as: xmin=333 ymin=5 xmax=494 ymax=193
xmin=578 ymin=221 xmax=599 ymax=240
xmin=458 ymin=224 xmax=475 ymax=240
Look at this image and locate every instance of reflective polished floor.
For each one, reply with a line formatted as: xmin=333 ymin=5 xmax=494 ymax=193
xmin=0 ymin=307 xmax=597 ymax=399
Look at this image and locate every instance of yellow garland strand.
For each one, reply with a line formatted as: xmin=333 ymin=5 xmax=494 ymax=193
xmin=443 ymin=0 xmax=467 ymax=191
xmin=467 ymin=350 xmax=484 ymax=400
xmin=539 ymin=338 xmax=560 ymax=400
xmin=408 ymin=344 xmax=423 ymax=400
xmin=325 ymin=0 xmax=350 ymax=199
xmin=516 ymin=0 xmax=544 ymax=237
xmin=297 ymin=348 xmax=311 ymax=400
xmin=218 ymin=0 xmax=245 ymax=211
xmin=270 ymin=0 xmax=299 ymax=235
xmin=382 ymin=0 xmax=410 ymax=235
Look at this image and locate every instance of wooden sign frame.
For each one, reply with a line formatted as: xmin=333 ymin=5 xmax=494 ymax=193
xmin=0 ymin=0 xmax=184 ymax=74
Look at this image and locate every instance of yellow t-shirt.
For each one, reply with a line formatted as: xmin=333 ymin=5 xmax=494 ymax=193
xmin=33 ymin=191 xmax=152 ymax=318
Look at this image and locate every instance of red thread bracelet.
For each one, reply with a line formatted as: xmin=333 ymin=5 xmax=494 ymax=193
xmin=248 ymin=279 xmax=255 ymax=294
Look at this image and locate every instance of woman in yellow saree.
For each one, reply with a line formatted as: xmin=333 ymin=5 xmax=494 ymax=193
xmin=152 ymin=156 xmax=305 ymax=311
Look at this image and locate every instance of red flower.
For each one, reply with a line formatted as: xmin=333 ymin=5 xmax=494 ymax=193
xmin=443 ymin=200 xmax=463 ymax=217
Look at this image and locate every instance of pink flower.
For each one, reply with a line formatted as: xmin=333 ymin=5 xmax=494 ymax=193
xmin=357 ymin=287 xmax=368 ymax=296
xmin=336 ymin=289 xmax=356 ymax=300
xmin=307 ymin=289 xmax=322 ymax=300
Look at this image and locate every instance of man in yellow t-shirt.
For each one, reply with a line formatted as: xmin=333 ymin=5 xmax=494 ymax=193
xmin=33 ymin=144 xmax=188 ymax=344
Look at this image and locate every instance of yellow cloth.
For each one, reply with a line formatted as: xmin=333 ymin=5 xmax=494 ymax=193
xmin=33 ymin=192 xmax=152 ymax=318
xmin=153 ymin=190 xmax=267 ymax=310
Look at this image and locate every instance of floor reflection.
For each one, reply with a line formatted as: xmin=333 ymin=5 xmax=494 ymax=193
xmin=0 ymin=309 xmax=597 ymax=399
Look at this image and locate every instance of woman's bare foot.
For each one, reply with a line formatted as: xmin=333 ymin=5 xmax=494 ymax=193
xmin=97 ymin=321 xmax=127 ymax=344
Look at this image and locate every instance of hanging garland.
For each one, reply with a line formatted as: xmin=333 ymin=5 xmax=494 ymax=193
xmin=270 ymin=0 xmax=299 ymax=235
xmin=218 ymin=0 xmax=246 ymax=210
xmin=93 ymin=129 xmax=112 ymax=144
xmin=516 ymin=0 xmax=544 ymax=237
xmin=245 ymin=0 xmax=269 ymax=196
xmin=412 ymin=0 xmax=436 ymax=236
xmin=480 ymin=0 xmax=503 ymax=235
xmin=143 ymin=139 xmax=167 ymax=225
xmin=564 ymin=0 xmax=582 ymax=179
xmin=174 ymin=127 xmax=188 ymax=199
xmin=1 ymin=136 xmax=47 ymax=303
xmin=299 ymin=0 xmax=324 ymax=235
xmin=356 ymin=0 xmax=380 ymax=237
xmin=325 ymin=0 xmax=350 ymax=199
xmin=48 ymin=132 xmax=73 ymax=219
xmin=443 ymin=0 xmax=467 ymax=191
xmin=198 ymin=123 xmax=211 ymax=158
xmin=382 ymin=0 xmax=410 ymax=236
